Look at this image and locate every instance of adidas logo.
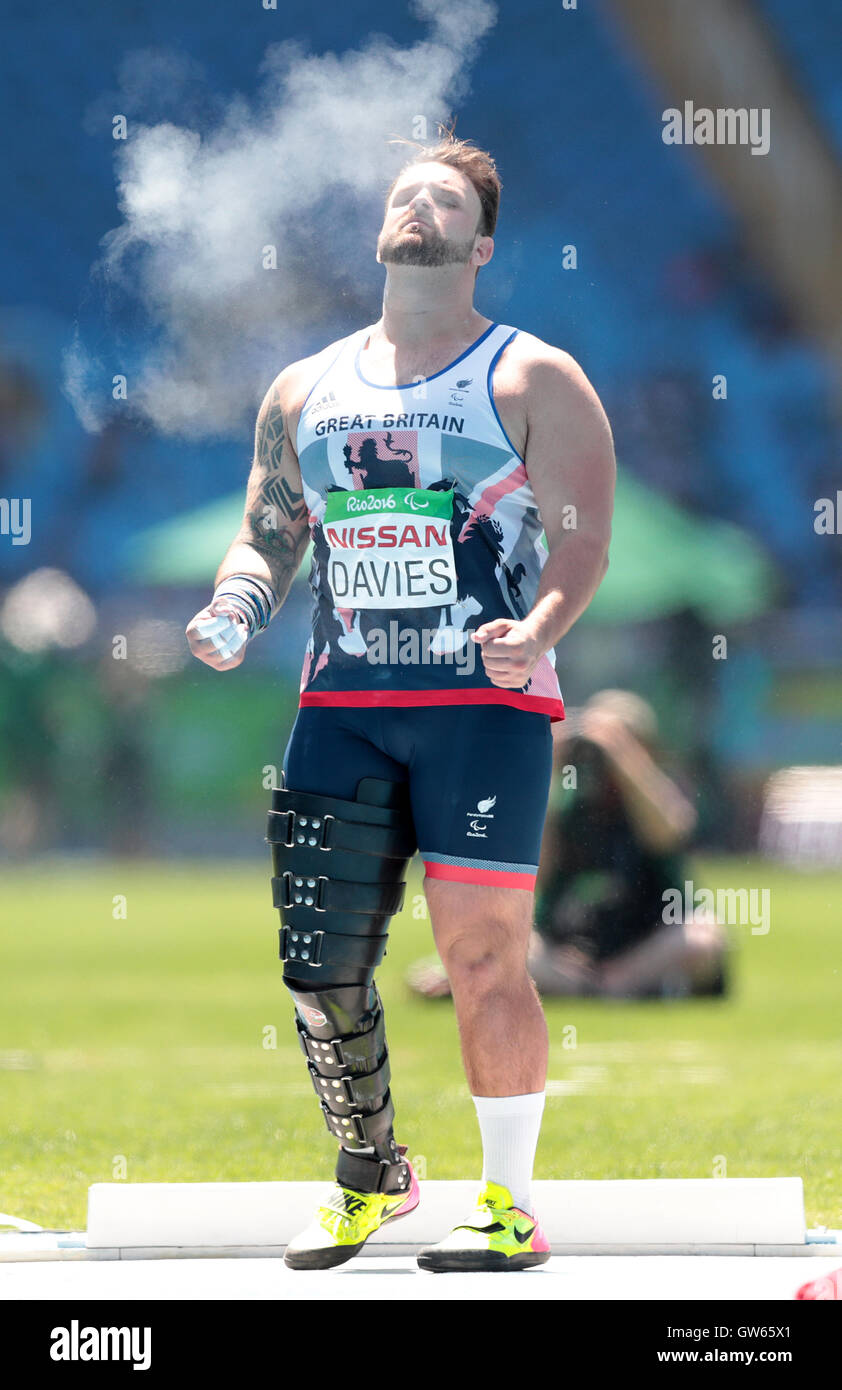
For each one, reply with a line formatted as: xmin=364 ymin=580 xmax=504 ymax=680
xmin=308 ymin=389 xmax=338 ymax=419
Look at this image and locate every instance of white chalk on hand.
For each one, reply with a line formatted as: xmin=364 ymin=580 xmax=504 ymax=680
xmin=194 ymin=612 xmax=248 ymax=660
xmin=214 ymin=626 xmax=248 ymax=661
xmin=194 ymin=614 xmax=231 ymax=638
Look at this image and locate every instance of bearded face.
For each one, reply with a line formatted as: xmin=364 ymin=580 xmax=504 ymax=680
xmin=376 ymin=221 xmax=478 ymax=267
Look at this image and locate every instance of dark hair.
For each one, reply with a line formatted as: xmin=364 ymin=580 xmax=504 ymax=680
xmin=384 ymin=124 xmax=501 ymax=237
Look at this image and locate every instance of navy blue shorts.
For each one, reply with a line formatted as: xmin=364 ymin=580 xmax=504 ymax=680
xmin=282 ymin=704 xmax=553 ymax=891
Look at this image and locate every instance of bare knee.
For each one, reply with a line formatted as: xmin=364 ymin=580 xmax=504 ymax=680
xmin=439 ymin=926 xmax=526 ymax=998
xmin=424 ymin=878 xmax=534 ymax=998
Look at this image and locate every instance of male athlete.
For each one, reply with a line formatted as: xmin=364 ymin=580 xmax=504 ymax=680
xmin=186 ymin=132 xmax=615 ymax=1271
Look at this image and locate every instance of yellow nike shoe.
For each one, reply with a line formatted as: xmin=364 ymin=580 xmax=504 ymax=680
xmin=417 ymin=1180 xmax=551 ymax=1272
xmin=284 ymin=1152 xmax=419 ymax=1270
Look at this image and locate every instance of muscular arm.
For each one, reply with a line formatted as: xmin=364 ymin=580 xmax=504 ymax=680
xmin=214 ymin=371 xmax=311 ymax=606
xmin=520 ymin=347 xmax=615 ymax=652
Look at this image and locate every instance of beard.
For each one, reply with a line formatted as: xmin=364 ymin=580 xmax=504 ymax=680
xmin=377 ymin=223 xmax=477 ymax=267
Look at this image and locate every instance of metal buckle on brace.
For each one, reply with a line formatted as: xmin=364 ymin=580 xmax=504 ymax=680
xmin=281 ymin=925 xmax=324 ymax=967
xmin=309 ymin=1067 xmax=355 ymax=1105
xmin=281 ymin=871 xmax=329 ymax=912
xmin=280 ymin=871 xmax=293 ymax=908
xmin=305 ymin=1035 xmax=342 ymax=1067
xmin=320 ymin=1102 xmax=366 ymax=1142
xmin=284 ymin=810 xmax=335 ymax=850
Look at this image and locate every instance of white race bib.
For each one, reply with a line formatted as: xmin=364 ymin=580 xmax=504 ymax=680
xmin=322 ymin=487 xmax=458 ymax=610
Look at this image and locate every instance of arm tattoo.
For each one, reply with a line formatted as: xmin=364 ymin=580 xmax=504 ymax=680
xmin=242 ymin=386 xmax=308 ymax=574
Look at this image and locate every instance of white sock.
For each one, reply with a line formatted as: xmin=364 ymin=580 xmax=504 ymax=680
xmin=471 ymin=1091 xmax=545 ymax=1217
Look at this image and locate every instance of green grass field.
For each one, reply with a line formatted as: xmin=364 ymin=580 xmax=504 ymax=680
xmin=1 ymin=856 xmax=840 ymax=1230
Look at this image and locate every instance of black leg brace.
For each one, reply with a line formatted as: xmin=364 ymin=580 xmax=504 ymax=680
xmin=268 ymin=774 xmax=417 ymax=1194
xmin=284 ymin=979 xmax=410 ymax=1193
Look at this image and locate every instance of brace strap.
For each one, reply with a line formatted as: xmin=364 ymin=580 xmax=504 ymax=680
xmin=266 ymin=808 xmax=415 ymax=860
xmin=321 ymin=1091 xmax=395 ymax=1147
xmin=295 ymin=1012 xmax=384 ymax=1075
xmin=269 ymin=784 xmax=411 ymax=830
xmin=272 ymin=873 xmax=405 ymax=916
xmin=279 ymin=925 xmax=388 ymax=971
xmin=335 ymin=1145 xmax=411 ymax=1196
xmin=307 ymin=1053 xmax=391 ymax=1113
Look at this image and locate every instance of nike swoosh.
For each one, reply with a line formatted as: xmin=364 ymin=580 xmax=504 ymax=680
xmin=513 ymin=1224 xmax=536 ymax=1245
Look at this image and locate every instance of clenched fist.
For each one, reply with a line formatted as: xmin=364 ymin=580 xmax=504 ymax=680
xmin=471 ymin=617 xmax=544 ymax=689
xmin=185 ymin=599 xmax=250 ymax=670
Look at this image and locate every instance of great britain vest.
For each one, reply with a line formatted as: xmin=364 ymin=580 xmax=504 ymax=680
xmin=294 ymin=321 xmax=565 ymax=722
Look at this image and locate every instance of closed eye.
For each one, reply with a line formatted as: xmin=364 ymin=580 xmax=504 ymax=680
xmin=391 ymin=185 xmax=462 ymax=208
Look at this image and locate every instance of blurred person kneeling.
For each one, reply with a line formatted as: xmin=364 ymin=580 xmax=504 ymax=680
xmin=407 ymin=689 xmax=728 ymax=1000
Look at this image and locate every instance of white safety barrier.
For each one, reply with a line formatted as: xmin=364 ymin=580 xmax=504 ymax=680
xmin=72 ymin=1177 xmax=812 ymax=1259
